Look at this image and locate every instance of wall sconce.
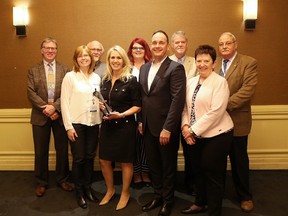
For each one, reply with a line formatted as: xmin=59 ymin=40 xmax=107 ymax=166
xmin=13 ymin=6 xmax=29 ymax=36
xmin=243 ymin=0 xmax=258 ymax=30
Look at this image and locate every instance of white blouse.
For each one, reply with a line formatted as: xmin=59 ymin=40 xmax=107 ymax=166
xmin=61 ymin=71 xmax=101 ymax=130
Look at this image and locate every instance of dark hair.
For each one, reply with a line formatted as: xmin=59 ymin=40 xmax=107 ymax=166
xmin=152 ymin=30 xmax=169 ymax=44
xmin=195 ymin=45 xmax=217 ymax=63
xmin=127 ymin=38 xmax=152 ymax=65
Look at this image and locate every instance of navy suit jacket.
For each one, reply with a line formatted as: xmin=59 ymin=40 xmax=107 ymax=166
xmin=139 ymin=57 xmax=186 ymax=137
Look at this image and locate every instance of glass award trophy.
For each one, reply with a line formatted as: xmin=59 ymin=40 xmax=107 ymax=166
xmin=93 ymin=89 xmax=112 ymax=116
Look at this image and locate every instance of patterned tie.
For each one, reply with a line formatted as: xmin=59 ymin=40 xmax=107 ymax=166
xmin=47 ymin=63 xmax=55 ymax=104
xmin=220 ymin=59 xmax=229 ymax=77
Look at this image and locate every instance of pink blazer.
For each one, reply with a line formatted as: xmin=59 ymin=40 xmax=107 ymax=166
xmin=181 ymin=72 xmax=233 ymax=138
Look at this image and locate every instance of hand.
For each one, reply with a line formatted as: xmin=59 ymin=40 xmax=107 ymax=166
xmin=185 ymin=134 xmax=196 ymax=145
xmin=50 ymin=112 xmax=59 ymax=120
xmin=138 ymin=123 xmax=143 ymax=135
xmin=103 ymin=111 xmax=122 ymax=120
xmin=41 ymin=104 xmax=56 ymax=117
xmin=182 ymin=125 xmax=196 ymax=145
xmin=181 ymin=125 xmax=190 ymax=139
xmin=67 ymin=129 xmax=78 ymax=142
xmin=99 ymin=101 xmax=105 ymax=111
xmin=159 ymin=129 xmax=171 ymax=145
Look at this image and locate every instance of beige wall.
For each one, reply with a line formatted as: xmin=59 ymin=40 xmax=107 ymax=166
xmin=1 ymin=105 xmax=288 ymax=170
xmin=0 ymin=0 xmax=288 ymax=108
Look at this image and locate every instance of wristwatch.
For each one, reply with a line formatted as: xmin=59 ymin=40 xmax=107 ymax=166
xmin=189 ymin=127 xmax=197 ymax=137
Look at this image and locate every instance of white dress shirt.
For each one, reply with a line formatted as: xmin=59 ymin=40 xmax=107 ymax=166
xmin=61 ymin=70 xmax=101 ymax=130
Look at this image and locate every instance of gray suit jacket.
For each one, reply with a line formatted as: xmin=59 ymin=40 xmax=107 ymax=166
xmin=214 ymin=53 xmax=257 ymax=136
xmin=27 ymin=61 xmax=69 ymax=126
xmin=139 ymin=57 xmax=186 ymax=136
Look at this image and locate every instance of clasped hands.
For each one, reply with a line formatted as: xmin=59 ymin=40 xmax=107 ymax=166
xmin=182 ymin=125 xmax=196 ymax=145
xmin=41 ymin=104 xmax=59 ymax=120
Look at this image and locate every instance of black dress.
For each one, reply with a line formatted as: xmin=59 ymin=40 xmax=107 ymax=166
xmin=99 ymin=76 xmax=141 ymax=163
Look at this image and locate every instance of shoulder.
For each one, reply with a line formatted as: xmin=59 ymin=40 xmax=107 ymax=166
xmin=64 ymin=71 xmax=76 ymax=78
xmin=55 ymin=61 xmax=69 ymax=71
xmin=169 ymin=55 xmax=177 ymax=61
xmin=29 ymin=62 xmax=43 ymax=70
xmin=185 ymin=56 xmax=195 ymax=61
xmin=236 ymin=53 xmax=257 ymax=64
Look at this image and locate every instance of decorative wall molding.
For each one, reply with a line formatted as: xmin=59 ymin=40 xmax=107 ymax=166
xmin=0 ymin=106 xmax=288 ymax=170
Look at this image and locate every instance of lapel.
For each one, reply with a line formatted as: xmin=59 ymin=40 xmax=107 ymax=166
xmin=225 ymin=54 xmax=240 ymax=80
xmin=54 ymin=61 xmax=61 ymax=93
xmin=149 ymin=57 xmax=171 ymax=93
xmin=142 ymin=62 xmax=152 ymax=95
xmin=184 ymin=57 xmax=191 ymax=73
xmin=39 ymin=62 xmax=48 ymax=93
xmin=214 ymin=58 xmax=222 ymax=74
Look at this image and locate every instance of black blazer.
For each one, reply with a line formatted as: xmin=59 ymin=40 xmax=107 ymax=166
xmin=139 ymin=57 xmax=186 ymax=137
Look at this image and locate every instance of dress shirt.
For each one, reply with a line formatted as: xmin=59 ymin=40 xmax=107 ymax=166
xmin=131 ymin=66 xmax=140 ymax=81
xmin=148 ymin=57 xmax=166 ymax=90
xmin=222 ymin=52 xmax=237 ymax=73
xmin=61 ymin=71 xmax=101 ymax=130
xmin=44 ymin=60 xmax=56 ymax=80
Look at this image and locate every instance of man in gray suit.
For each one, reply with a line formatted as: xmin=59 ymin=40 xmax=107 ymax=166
xmin=215 ymin=32 xmax=258 ymax=213
xmin=27 ymin=37 xmax=73 ymax=197
xmin=139 ymin=30 xmax=186 ymax=216
xmin=87 ymin=40 xmax=106 ymax=78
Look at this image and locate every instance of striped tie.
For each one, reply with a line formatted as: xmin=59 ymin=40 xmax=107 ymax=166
xmin=220 ymin=59 xmax=229 ymax=77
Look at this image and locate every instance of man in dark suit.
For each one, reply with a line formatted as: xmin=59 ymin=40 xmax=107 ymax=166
xmin=214 ymin=32 xmax=258 ymax=213
xmin=139 ymin=30 xmax=186 ymax=216
xmin=27 ymin=37 xmax=73 ymax=197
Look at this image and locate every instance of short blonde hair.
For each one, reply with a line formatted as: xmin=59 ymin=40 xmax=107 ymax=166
xmin=103 ymin=45 xmax=132 ymax=82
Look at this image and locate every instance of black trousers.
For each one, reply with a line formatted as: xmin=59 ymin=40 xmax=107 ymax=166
xmin=229 ymin=135 xmax=252 ymax=201
xmin=180 ymin=134 xmax=195 ymax=192
xmin=70 ymin=124 xmax=99 ymax=195
xmin=33 ymin=120 xmax=69 ymax=186
xmin=189 ymin=130 xmax=233 ymax=216
xmin=143 ymin=127 xmax=179 ymax=204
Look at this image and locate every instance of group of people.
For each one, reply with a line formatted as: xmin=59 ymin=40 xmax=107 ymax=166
xmin=27 ymin=30 xmax=257 ymax=216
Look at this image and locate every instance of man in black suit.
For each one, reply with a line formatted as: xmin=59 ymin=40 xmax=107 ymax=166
xmin=139 ymin=30 xmax=186 ymax=216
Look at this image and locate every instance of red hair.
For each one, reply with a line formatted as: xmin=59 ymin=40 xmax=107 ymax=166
xmin=127 ymin=37 xmax=152 ymax=65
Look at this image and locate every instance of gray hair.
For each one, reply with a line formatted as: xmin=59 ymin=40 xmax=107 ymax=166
xmin=171 ymin=31 xmax=188 ymax=43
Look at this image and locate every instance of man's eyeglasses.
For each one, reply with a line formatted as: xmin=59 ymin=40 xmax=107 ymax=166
xmin=218 ymin=41 xmax=235 ymax=47
xmin=42 ymin=47 xmax=57 ymax=51
xmin=132 ymin=47 xmax=144 ymax=51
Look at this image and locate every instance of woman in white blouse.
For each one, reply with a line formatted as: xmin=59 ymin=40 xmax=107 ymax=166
xmin=181 ymin=45 xmax=233 ymax=216
xmin=61 ymin=45 xmax=101 ymax=209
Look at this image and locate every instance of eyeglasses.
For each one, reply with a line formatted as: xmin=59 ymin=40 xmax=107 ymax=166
xmin=42 ymin=46 xmax=57 ymax=51
xmin=218 ymin=41 xmax=235 ymax=47
xmin=132 ymin=47 xmax=144 ymax=51
xmin=89 ymin=48 xmax=103 ymax=53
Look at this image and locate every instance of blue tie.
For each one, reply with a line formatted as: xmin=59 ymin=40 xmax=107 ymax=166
xmin=220 ymin=59 xmax=229 ymax=77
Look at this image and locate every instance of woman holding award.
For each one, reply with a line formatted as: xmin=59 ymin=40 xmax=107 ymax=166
xmin=98 ymin=45 xmax=141 ymax=210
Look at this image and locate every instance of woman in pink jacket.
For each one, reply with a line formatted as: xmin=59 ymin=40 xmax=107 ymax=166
xmin=181 ymin=45 xmax=233 ymax=216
